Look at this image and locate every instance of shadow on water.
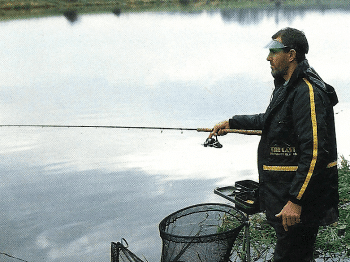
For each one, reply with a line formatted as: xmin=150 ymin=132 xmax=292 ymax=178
xmin=1 ymin=1 xmax=350 ymax=24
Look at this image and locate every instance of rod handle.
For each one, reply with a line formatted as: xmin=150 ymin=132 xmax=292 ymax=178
xmin=196 ymin=128 xmax=213 ymax=132
xmin=197 ymin=128 xmax=262 ymax=136
xmin=224 ymin=129 xmax=262 ymax=135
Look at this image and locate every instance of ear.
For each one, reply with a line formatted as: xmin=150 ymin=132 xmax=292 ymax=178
xmin=288 ymin=49 xmax=297 ymax=62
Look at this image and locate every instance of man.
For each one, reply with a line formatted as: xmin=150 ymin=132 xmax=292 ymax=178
xmin=209 ymin=28 xmax=339 ymax=261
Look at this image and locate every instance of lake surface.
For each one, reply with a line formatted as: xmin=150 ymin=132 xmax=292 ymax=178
xmin=1 ymin=5 xmax=350 ymax=262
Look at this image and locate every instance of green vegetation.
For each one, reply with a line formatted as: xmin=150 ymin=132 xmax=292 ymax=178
xmin=230 ymin=155 xmax=350 ymax=261
xmin=0 ymin=0 xmax=350 ymax=21
xmin=314 ymin=155 xmax=350 ymax=260
xmin=231 ymin=213 xmax=275 ymax=261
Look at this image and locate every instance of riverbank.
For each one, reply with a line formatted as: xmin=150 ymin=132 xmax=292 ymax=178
xmin=315 ymin=155 xmax=350 ymax=260
xmin=1 ymin=0 xmax=350 ymax=21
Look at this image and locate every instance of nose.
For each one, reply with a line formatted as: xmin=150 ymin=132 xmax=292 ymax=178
xmin=267 ymin=52 xmax=272 ymax=61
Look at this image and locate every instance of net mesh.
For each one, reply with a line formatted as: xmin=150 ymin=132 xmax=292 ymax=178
xmin=159 ymin=203 xmax=246 ymax=262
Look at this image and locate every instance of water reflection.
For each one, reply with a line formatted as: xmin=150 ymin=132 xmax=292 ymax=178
xmin=54 ymin=4 xmax=350 ymax=26
xmin=0 ymin=131 xmax=236 ymax=261
xmin=221 ymin=7 xmax=269 ymax=24
xmin=112 ymin=8 xmax=121 ymax=16
xmin=220 ymin=5 xmax=350 ymax=25
xmin=63 ymin=10 xmax=79 ymax=23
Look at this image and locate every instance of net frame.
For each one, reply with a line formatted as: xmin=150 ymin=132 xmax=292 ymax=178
xmin=111 ymin=240 xmax=145 ymax=262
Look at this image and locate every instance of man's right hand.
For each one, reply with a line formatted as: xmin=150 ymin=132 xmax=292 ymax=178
xmin=208 ymin=120 xmax=230 ymax=138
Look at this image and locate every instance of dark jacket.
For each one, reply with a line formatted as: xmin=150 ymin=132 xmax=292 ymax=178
xmin=229 ymin=60 xmax=339 ymax=226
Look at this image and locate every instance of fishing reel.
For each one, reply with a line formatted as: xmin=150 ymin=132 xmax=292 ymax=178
xmin=203 ymin=136 xmax=223 ymax=148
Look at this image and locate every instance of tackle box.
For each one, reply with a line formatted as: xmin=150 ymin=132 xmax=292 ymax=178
xmin=214 ymin=180 xmax=261 ymax=215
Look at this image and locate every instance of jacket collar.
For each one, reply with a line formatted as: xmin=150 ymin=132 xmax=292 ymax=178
xmin=264 ymin=59 xmax=338 ymax=123
xmin=272 ymin=59 xmax=338 ymax=106
xmin=304 ymin=65 xmax=338 ymax=106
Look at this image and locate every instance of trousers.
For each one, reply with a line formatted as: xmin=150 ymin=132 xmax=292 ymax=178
xmin=272 ymin=223 xmax=319 ymax=262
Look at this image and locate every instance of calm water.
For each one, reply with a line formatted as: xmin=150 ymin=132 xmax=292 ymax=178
xmin=1 ymin=6 xmax=350 ymax=262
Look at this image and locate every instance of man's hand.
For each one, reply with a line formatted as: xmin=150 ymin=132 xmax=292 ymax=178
xmin=208 ymin=120 xmax=230 ymax=138
xmin=275 ymin=201 xmax=302 ymax=231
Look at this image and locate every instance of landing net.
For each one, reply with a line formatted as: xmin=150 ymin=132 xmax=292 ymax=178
xmin=159 ymin=203 xmax=246 ymax=262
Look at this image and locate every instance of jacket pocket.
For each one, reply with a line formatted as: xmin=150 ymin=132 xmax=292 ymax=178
xmin=261 ymin=168 xmax=295 ymax=183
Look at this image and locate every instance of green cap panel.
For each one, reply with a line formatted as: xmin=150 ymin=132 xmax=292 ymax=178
xmin=265 ymin=40 xmax=288 ymax=49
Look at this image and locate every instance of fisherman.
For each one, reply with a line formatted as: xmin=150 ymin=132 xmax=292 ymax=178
xmin=209 ymin=27 xmax=339 ymax=261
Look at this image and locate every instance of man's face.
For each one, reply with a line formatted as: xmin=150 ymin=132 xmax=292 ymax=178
xmin=266 ymin=38 xmax=290 ymax=80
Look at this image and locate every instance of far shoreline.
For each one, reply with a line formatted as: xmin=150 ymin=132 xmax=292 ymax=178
xmin=1 ymin=0 xmax=350 ymax=21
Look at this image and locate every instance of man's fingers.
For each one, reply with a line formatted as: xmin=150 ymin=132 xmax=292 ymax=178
xmin=217 ymin=129 xmax=226 ymax=136
xmin=287 ymin=217 xmax=294 ymax=227
xmin=277 ymin=201 xmax=302 ymax=231
xmin=291 ymin=217 xmax=301 ymax=225
xmin=283 ymin=217 xmax=288 ymax=231
xmin=276 ymin=211 xmax=289 ymax=231
xmin=276 ymin=213 xmax=300 ymax=231
xmin=209 ymin=121 xmax=230 ymax=138
xmin=209 ymin=128 xmax=227 ymax=138
xmin=282 ymin=216 xmax=301 ymax=231
xmin=208 ymin=130 xmax=217 ymax=139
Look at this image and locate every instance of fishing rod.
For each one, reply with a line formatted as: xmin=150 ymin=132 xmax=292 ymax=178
xmin=0 ymin=124 xmax=262 ymax=135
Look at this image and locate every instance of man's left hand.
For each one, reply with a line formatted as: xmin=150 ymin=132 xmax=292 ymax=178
xmin=275 ymin=201 xmax=302 ymax=231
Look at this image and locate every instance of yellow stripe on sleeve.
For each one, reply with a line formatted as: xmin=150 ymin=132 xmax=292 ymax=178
xmin=326 ymin=161 xmax=337 ymax=168
xmin=296 ymin=78 xmax=318 ymax=200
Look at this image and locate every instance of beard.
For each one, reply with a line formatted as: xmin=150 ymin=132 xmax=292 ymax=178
xmin=271 ymin=66 xmax=288 ymax=81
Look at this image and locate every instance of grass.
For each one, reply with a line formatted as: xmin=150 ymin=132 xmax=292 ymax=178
xmin=229 ymin=155 xmax=350 ymax=261
xmin=313 ymin=155 xmax=350 ymax=261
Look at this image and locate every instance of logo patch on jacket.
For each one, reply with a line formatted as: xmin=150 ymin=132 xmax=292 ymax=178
xmin=270 ymin=146 xmax=298 ymax=156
